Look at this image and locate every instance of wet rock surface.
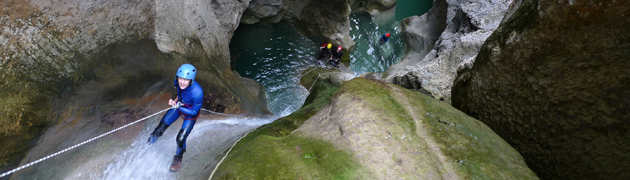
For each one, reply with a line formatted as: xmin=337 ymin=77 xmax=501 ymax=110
xmin=0 ymin=0 xmax=270 ymax=174
xmin=241 ymin=0 xmax=356 ymax=49
xmin=452 ymin=0 xmax=630 ymax=179
xmin=384 ymin=0 xmax=512 ymax=102
xmin=214 ymin=78 xmax=537 ymax=179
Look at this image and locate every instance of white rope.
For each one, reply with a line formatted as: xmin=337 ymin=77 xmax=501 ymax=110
xmin=308 ymin=74 xmax=322 ymax=92
xmin=0 ymin=107 xmax=173 ymax=178
xmin=0 ymin=105 xmax=245 ymax=178
xmin=298 ymin=67 xmax=318 ymax=80
xmin=208 ymin=128 xmax=255 ymax=180
xmin=200 ymin=108 xmax=242 ymax=118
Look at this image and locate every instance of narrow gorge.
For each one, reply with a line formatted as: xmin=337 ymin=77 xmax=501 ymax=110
xmin=1 ymin=0 xmax=628 ymax=179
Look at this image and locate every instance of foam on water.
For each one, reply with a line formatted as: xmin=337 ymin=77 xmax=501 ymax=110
xmin=230 ymin=22 xmax=318 ymax=116
xmin=61 ymin=115 xmax=277 ymax=180
xmin=7 ymin=4 xmax=437 ymax=179
xmin=349 ymin=10 xmax=407 ymax=75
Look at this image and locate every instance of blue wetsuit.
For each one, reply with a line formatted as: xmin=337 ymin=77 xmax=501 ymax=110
xmin=149 ymin=79 xmax=204 ymax=157
xmin=380 ymin=34 xmax=389 ymax=43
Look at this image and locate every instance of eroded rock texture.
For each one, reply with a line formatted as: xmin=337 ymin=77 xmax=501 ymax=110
xmin=214 ymin=78 xmax=538 ymax=179
xmin=384 ymin=0 xmax=512 ymax=102
xmin=241 ymin=0 xmax=358 ymax=49
xmin=452 ymin=0 xmax=630 ymax=179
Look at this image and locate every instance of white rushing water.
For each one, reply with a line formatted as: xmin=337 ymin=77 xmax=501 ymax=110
xmin=65 ymin=116 xmax=276 ymax=180
xmin=5 ymin=4 xmax=436 ymax=179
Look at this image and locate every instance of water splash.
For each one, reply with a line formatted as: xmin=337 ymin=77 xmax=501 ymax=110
xmin=230 ymin=22 xmax=319 ymax=116
xmin=64 ymin=116 xmax=277 ymax=180
xmin=349 ymin=10 xmax=407 ymax=75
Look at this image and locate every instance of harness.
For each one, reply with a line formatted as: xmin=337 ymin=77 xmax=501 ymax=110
xmin=178 ymin=103 xmax=200 ymax=120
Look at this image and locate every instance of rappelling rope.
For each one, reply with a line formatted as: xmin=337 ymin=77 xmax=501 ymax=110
xmin=199 ymin=108 xmax=242 ymax=117
xmin=208 ymin=128 xmax=255 ymax=180
xmin=308 ymin=74 xmax=322 ymax=92
xmin=0 ymin=106 xmax=240 ymax=178
xmin=298 ymin=67 xmax=318 ymax=80
xmin=0 ymin=107 xmax=173 ymax=178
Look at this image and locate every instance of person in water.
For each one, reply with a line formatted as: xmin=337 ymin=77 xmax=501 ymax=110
xmin=148 ymin=64 xmax=204 ymax=172
xmin=380 ymin=33 xmax=391 ymax=45
xmin=330 ymin=46 xmax=343 ymax=68
xmin=319 ymin=43 xmax=332 ymax=59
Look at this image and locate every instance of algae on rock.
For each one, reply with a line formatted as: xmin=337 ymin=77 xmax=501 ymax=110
xmin=213 ymin=78 xmax=537 ymax=179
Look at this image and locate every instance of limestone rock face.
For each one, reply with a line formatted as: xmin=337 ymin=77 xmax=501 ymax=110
xmin=1 ymin=0 xmax=271 ymax=171
xmin=384 ymin=0 xmax=512 ymax=102
xmin=0 ymin=0 xmax=155 ymax=167
xmin=155 ymin=0 xmax=270 ymax=115
xmin=383 ymin=0 xmax=447 ymax=93
xmin=452 ymin=0 xmax=630 ymax=179
xmin=241 ymin=0 xmax=283 ymax=24
xmin=215 ymin=78 xmax=538 ymax=179
xmin=0 ymin=0 xmax=154 ymax=80
xmin=348 ymin=0 xmax=396 ymax=11
xmin=155 ymin=0 xmax=246 ymax=64
xmin=241 ymin=0 xmax=356 ymax=49
xmin=297 ymin=0 xmax=355 ymax=49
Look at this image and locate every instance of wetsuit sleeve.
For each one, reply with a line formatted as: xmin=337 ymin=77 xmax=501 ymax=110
xmin=178 ymin=86 xmax=203 ymax=116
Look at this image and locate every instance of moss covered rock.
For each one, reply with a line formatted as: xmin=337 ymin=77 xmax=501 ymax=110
xmin=214 ymin=78 xmax=537 ymax=179
xmin=452 ymin=0 xmax=630 ymax=179
xmin=212 ymin=76 xmax=357 ymax=179
xmin=1 ymin=0 xmax=271 ymax=172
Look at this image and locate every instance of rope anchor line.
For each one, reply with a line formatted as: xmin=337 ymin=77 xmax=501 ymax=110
xmin=0 ymin=107 xmax=237 ymax=178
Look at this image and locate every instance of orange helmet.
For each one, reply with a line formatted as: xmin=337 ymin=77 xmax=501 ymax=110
xmin=337 ymin=46 xmax=342 ymax=51
xmin=385 ymin=33 xmax=391 ymax=38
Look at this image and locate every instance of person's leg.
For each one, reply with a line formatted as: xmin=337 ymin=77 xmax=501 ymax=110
xmin=175 ymin=119 xmax=196 ymax=157
xmin=170 ymin=119 xmax=194 ymax=172
xmin=148 ymin=109 xmax=179 ymax=144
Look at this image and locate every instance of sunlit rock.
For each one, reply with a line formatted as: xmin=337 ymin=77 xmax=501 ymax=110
xmin=384 ymin=0 xmax=512 ymax=102
xmin=214 ymin=78 xmax=538 ymax=179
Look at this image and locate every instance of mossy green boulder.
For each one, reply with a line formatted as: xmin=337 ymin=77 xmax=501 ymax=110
xmin=212 ymin=78 xmax=537 ymax=179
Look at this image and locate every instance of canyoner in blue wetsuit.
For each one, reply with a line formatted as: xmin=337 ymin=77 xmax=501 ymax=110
xmin=380 ymin=33 xmax=391 ymax=45
xmin=148 ymin=64 xmax=204 ymax=172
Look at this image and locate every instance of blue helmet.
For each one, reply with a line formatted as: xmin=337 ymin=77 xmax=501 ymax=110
xmin=176 ymin=64 xmax=196 ymax=80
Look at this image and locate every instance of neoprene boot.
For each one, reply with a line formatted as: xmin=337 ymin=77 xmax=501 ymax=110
xmin=148 ymin=121 xmax=169 ymax=144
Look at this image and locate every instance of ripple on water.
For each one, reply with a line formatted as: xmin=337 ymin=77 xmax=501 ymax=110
xmin=230 ymin=22 xmax=318 ymax=115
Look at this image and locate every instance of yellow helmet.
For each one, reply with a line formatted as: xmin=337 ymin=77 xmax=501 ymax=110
xmin=327 ymin=43 xmax=332 ymax=49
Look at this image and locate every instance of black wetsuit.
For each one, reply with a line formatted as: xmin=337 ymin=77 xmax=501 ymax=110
xmin=331 ymin=49 xmax=343 ymax=67
xmin=319 ymin=47 xmax=330 ymax=59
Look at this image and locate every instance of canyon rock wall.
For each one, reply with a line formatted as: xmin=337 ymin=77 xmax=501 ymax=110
xmin=452 ymin=0 xmax=630 ymax=179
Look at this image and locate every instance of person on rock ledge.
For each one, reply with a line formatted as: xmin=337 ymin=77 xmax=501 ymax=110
xmin=319 ymin=43 xmax=332 ymax=60
xmin=147 ymin=63 xmax=204 ymax=172
xmin=330 ymin=46 xmax=343 ymax=68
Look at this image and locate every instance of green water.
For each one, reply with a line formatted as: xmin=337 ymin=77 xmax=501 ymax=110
xmin=396 ymin=0 xmax=433 ymax=21
xmin=230 ymin=22 xmax=319 ymax=115
xmin=230 ymin=4 xmax=432 ymax=115
xmin=349 ymin=10 xmax=406 ymax=74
